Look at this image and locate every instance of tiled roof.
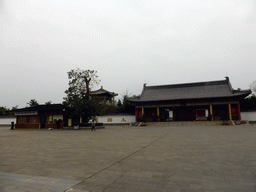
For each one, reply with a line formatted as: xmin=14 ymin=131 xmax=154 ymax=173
xmin=128 ymin=77 xmax=251 ymax=102
xmin=90 ymin=88 xmax=118 ymax=96
xmin=15 ymin=104 xmax=64 ymax=112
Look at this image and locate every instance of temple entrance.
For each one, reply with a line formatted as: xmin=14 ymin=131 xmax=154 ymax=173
xmin=175 ymin=107 xmax=194 ymax=121
xmin=212 ymin=105 xmax=229 ymax=121
xmin=40 ymin=116 xmax=46 ymax=128
xmin=144 ymin=108 xmax=158 ymax=122
xmin=135 ymin=102 xmax=242 ymax=122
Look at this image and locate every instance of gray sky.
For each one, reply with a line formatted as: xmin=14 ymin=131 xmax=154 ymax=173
xmin=1 ymin=0 xmax=256 ymax=108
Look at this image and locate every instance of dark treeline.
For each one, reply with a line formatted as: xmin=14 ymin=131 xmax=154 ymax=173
xmin=0 ymin=106 xmax=18 ymax=116
xmin=240 ymin=95 xmax=256 ymax=111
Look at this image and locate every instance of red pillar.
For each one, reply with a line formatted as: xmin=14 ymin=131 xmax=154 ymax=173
xmin=157 ymin=106 xmax=160 ymax=122
xmin=237 ymin=102 xmax=241 ymax=120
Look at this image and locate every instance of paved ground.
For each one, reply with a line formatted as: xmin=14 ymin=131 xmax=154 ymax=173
xmin=0 ymin=125 xmax=256 ymax=192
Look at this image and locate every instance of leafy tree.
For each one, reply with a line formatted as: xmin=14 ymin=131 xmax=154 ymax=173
xmin=11 ymin=105 xmax=19 ymax=111
xmin=116 ymin=95 xmax=135 ymax=113
xmin=65 ymin=68 xmax=100 ymax=99
xmin=117 ymin=99 xmax=122 ymax=108
xmin=9 ymin=105 xmax=19 ymax=116
xmin=122 ymin=95 xmax=135 ymax=113
xmin=0 ymin=106 xmax=8 ymax=116
xmin=0 ymin=105 xmax=19 ymax=116
xmin=27 ymin=99 xmax=39 ymax=107
xmin=63 ymin=68 xmax=101 ymax=123
xmin=240 ymin=82 xmax=256 ymax=111
xmin=45 ymin=101 xmax=52 ymax=105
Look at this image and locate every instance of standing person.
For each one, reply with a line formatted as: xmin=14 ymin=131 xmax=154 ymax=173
xmin=91 ymin=120 xmax=96 ymax=131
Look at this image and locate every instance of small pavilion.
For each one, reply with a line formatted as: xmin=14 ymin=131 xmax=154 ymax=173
xmin=90 ymin=86 xmax=118 ymax=104
xmin=127 ymin=77 xmax=251 ymax=122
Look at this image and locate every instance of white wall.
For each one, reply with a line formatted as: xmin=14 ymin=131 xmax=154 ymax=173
xmin=96 ymin=115 xmax=135 ymax=124
xmin=241 ymin=112 xmax=256 ymax=121
xmin=0 ymin=117 xmax=16 ymax=125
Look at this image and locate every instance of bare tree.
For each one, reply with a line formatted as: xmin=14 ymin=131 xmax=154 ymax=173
xmin=66 ymin=68 xmax=100 ymax=99
xmin=250 ymin=80 xmax=256 ymax=95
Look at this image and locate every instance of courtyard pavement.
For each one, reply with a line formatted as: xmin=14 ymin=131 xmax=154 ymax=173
xmin=0 ymin=125 xmax=256 ymax=192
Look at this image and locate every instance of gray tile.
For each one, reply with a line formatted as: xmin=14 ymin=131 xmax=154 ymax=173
xmin=0 ymin=172 xmax=82 ymax=192
xmin=1 ymin=125 xmax=256 ymax=191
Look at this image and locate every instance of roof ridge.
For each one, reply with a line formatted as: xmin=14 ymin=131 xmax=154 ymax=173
xmin=90 ymin=88 xmax=118 ymax=96
xmin=127 ymin=78 xmax=251 ymax=103
xmin=145 ymin=79 xmax=227 ymax=90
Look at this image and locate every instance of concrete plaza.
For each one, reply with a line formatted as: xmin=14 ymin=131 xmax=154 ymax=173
xmin=0 ymin=125 xmax=256 ymax=192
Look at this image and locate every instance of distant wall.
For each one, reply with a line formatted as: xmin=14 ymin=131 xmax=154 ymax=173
xmin=241 ymin=112 xmax=256 ymax=121
xmin=0 ymin=116 xmax=16 ymax=126
xmin=15 ymin=123 xmax=40 ymax=129
xmin=96 ymin=114 xmax=135 ymax=124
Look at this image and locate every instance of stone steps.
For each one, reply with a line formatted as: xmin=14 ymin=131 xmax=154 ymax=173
xmin=145 ymin=121 xmax=224 ymax=126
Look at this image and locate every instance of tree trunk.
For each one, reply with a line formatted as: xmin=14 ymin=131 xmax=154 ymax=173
xmin=85 ymin=78 xmax=91 ymax=99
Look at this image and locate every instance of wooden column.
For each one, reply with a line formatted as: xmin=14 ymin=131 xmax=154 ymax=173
xmin=228 ymin=102 xmax=232 ymax=120
xmin=49 ymin=115 xmax=53 ymax=123
xmin=68 ymin=119 xmax=72 ymax=127
xmin=142 ymin=106 xmax=144 ymax=116
xmin=237 ymin=101 xmax=241 ymax=120
xmin=135 ymin=107 xmax=138 ymax=122
xmin=210 ymin=103 xmax=213 ymax=121
xmin=157 ymin=106 xmax=160 ymax=122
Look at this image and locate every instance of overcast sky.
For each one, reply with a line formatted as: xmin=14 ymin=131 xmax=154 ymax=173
xmin=1 ymin=0 xmax=256 ymax=108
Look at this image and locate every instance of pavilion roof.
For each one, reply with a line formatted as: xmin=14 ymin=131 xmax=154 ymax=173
xmin=90 ymin=87 xmax=118 ymax=97
xmin=127 ymin=77 xmax=251 ymax=103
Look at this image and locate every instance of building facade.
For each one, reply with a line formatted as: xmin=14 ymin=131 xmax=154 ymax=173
xmin=14 ymin=88 xmax=118 ymax=129
xmin=128 ymin=77 xmax=251 ymax=122
xmin=15 ymin=104 xmax=65 ymax=129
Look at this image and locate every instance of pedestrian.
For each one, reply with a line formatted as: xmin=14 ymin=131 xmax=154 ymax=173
xmin=91 ymin=121 xmax=96 ymax=131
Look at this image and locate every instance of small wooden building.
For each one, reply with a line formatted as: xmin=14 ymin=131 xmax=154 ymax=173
xmin=127 ymin=77 xmax=251 ymax=122
xmin=15 ymin=104 xmax=65 ymax=129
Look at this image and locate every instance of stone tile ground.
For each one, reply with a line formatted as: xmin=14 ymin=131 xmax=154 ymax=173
xmin=0 ymin=125 xmax=256 ymax=191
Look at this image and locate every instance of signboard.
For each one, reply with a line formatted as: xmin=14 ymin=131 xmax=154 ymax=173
xmin=15 ymin=111 xmax=38 ymax=116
